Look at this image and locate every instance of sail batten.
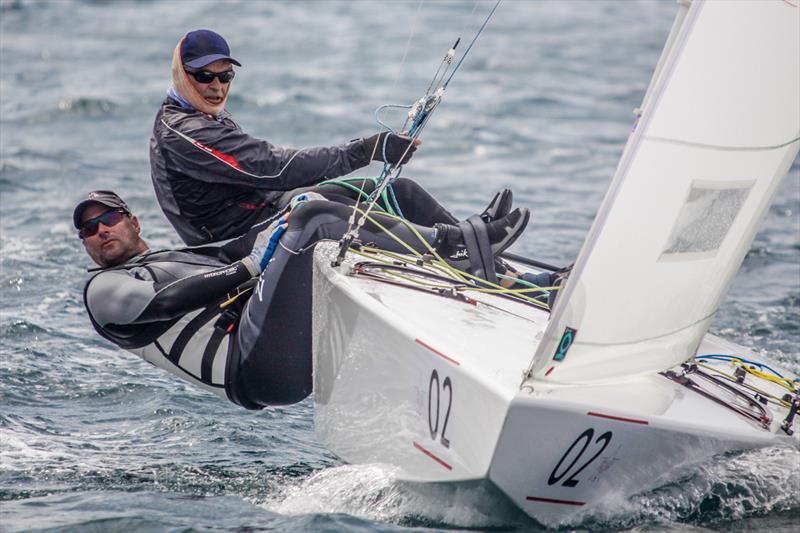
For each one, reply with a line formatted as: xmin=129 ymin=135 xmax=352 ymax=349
xmin=570 ymin=310 xmax=717 ymax=349
xmin=526 ymin=0 xmax=800 ymax=385
xmin=645 ymin=136 xmax=800 ymax=152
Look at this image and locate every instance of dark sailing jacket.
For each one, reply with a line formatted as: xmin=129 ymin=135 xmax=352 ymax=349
xmin=149 ymin=97 xmax=373 ymax=245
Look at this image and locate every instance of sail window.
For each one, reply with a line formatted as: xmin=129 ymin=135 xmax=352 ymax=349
xmin=660 ymin=180 xmax=753 ymax=258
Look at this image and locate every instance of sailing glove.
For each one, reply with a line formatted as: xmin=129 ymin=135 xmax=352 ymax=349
xmin=365 ymin=132 xmax=418 ymax=166
xmin=242 ymin=216 xmax=288 ymax=276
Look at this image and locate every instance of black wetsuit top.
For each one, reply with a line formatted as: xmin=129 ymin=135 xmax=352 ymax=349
xmin=83 ymin=200 xmax=442 ymax=409
xmin=84 ymin=239 xmax=255 ymax=401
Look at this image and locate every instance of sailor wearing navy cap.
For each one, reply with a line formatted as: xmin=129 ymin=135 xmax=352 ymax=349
xmin=149 ymin=29 xmax=516 ymax=251
xmin=169 ymin=29 xmax=242 ymax=117
xmin=180 ymin=29 xmax=242 ymax=70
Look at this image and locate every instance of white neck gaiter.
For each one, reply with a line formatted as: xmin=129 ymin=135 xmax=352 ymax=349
xmin=170 ymin=39 xmax=229 ymax=117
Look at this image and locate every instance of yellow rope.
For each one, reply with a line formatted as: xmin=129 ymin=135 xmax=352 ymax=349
xmin=729 ymin=357 xmax=797 ymax=392
xmin=349 ymin=206 xmax=424 ymax=258
xmin=219 ymin=286 xmax=253 ymax=310
xmin=353 ymin=239 xmax=550 ymax=309
xmin=691 ymin=359 xmax=793 ymax=409
xmin=337 ymin=207 xmax=559 ymax=309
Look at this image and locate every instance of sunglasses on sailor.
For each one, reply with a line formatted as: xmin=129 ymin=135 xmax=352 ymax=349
xmin=78 ymin=210 xmax=127 ymax=239
xmin=185 ymin=68 xmax=236 ymax=84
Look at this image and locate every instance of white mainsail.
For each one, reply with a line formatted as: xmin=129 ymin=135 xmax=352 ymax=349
xmin=527 ymin=0 xmax=800 ymax=385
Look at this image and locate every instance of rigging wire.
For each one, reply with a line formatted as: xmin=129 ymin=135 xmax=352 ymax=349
xmin=333 ymin=0 xmax=503 ymax=268
xmin=442 ymin=0 xmax=501 ymax=90
xmin=393 ymin=0 xmax=426 ymax=90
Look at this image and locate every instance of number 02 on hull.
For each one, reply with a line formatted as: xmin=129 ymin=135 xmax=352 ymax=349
xmin=312 ymin=243 xmax=796 ymax=526
xmin=311 ymin=0 xmax=799 ymax=526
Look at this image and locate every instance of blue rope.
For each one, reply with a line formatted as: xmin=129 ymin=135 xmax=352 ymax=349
xmin=374 ymin=103 xmax=408 ymax=133
xmin=694 ymin=353 xmax=798 ymax=381
xmin=388 ymin=184 xmax=405 ymax=218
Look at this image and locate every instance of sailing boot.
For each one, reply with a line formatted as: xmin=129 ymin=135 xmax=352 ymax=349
xmin=433 ymin=208 xmax=530 ymax=279
xmin=480 ymin=188 xmax=513 ymax=223
xmin=546 ymin=263 xmax=574 ymax=309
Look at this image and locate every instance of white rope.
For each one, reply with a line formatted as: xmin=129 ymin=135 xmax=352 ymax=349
xmin=393 ymin=0 xmax=426 ymax=90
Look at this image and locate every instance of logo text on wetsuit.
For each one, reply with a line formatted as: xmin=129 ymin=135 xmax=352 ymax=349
xmin=203 ymin=266 xmax=238 ymax=279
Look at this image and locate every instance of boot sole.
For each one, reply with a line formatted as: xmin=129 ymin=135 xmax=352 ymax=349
xmin=482 ymin=188 xmax=513 ymax=222
xmin=492 ymin=208 xmax=530 ymax=256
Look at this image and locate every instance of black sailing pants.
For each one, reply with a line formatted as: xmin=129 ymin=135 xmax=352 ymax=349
xmin=227 ymin=200 xmax=442 ymax=409
xmin=278 ymin=177 xmax=459 ymax=226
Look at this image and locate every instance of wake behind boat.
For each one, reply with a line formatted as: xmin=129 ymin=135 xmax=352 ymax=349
xmin=311 ymin=0 xmax=800 ymax=525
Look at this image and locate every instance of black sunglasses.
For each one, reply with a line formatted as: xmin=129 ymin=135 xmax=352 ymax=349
xmin=78 ymin=210 xmax=127 ymax=239
xmin=185 ymin=69 xmax=236 ymax=84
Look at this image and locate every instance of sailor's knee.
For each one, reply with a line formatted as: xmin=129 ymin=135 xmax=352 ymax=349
xmin=392 ymin=177 xmax=418 ymax=193
xmin=289 ymin=200 xmax=347 ymax=227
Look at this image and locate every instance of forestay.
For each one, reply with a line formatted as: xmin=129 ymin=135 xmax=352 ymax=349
xmin=527 ymin=0 xmax=800 ymax=384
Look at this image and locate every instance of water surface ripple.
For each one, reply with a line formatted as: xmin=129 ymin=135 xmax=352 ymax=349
xmin=1 ymin=1 xmax=798 ymax=531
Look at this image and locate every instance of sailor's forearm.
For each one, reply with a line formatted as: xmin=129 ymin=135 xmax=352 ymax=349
xmin=133 ymin=261 xmax=253 ymax=322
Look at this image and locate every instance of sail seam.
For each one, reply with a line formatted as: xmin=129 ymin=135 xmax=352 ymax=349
xmin=645 ymin=135 xmax=800 ymax=152
xmin=570 ymin=311 xmax=716 ymax=348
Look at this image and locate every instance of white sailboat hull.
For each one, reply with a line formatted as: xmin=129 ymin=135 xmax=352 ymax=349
xmin=311 ymin=243 xmax=797 ymax=525
xmin=312 ymin=243 xmax=539 ymax=483
xmin=309 ymin=0 xmax=799 ymax=524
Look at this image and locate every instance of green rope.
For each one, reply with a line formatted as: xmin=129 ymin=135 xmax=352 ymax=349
xmin=318 ymin=176 xmax=397 ymax=215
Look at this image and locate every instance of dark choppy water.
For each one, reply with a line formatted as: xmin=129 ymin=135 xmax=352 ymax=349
xmin=1 ymin=1 xmax=798 ymax=531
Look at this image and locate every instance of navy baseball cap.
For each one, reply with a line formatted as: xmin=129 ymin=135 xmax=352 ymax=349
xmin=73 ymin=190 xmax=131 ymax=229
xmin=181 ymin=29 xmax=241 ymax=69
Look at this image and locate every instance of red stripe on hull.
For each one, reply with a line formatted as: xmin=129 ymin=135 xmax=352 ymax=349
xmin=525 ymin=495 xmax=586 ymax=506
xmin=415 ymin=339 xmax=460 ymax=366
xmin=587 ymin=411 xmax=649 ymax=425
xmin=412 ymin=441 xmax=453 ymax=470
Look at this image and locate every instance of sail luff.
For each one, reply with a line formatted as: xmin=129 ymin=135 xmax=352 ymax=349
xmin=525 ymin=0 xmax=800 ymax=385
xmin=526 ymin=0 xmax=706 ymax=380
xmin=638 ymin=0 xmax=691 ymax=119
